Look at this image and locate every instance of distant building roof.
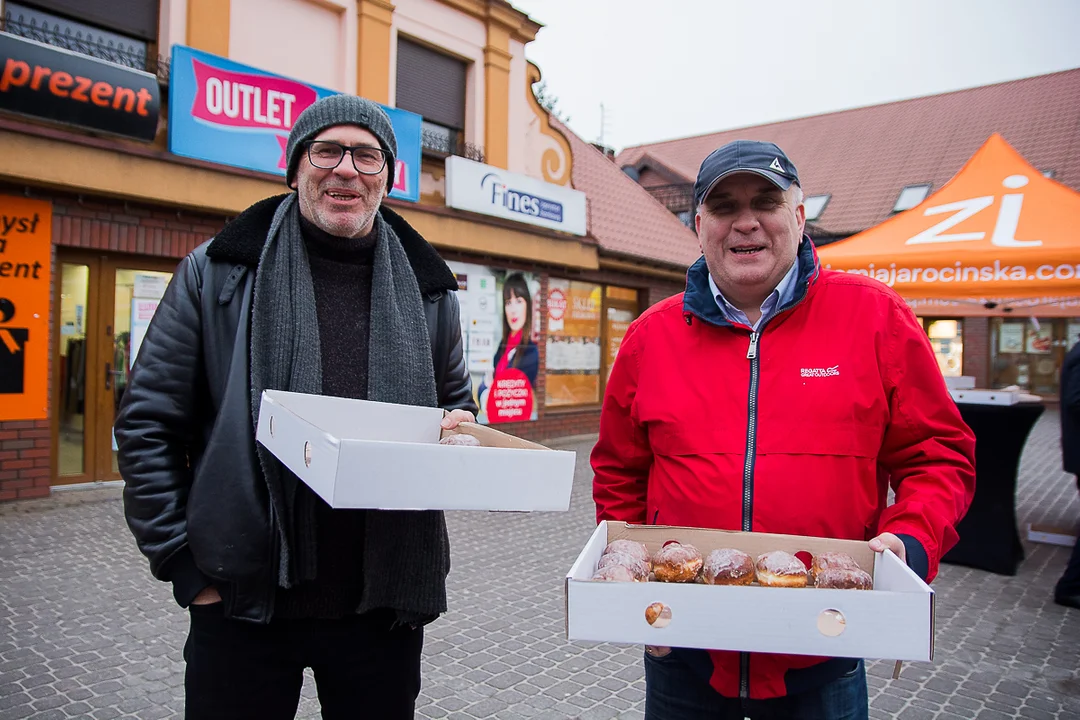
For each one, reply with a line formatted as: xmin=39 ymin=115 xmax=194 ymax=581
xmin=617 ymin=68 xmax=1080 ymax=236
xmin=556 ymin=119 xmax=700 ymax=268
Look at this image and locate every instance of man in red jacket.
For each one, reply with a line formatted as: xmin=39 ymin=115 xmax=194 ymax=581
xmin=592 ymin=140 xmax=976 ymax=719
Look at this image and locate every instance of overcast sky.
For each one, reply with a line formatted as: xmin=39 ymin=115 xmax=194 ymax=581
xmin=510 ymin=0 xmax=1080 ymax=152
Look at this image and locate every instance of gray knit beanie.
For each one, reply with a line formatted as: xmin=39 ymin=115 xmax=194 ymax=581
xmin=285 ymin=94 xmax=397 ymax=187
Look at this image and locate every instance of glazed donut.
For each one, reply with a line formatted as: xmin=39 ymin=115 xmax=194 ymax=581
xmin=591 ymin=564 xmax=637 ymax=582
xmin=439 ymin=434 xmax=481 ymax=446
xmin=652 ymin=542 xmax=703 ymax=583
xmin=810 ymin=551 xmax=860 ymax=583
xmin=755 ymin=551 xmax=808 ymax=588
xmin=815 ymin=567 xmax=874 ymax=590
xmin=603 ymin=539 xmax=650 ymax=566
xmin=596 ymin=551 xmax=650 ymax=581
xmin=702 ymin=548 xmax=755 ymax=586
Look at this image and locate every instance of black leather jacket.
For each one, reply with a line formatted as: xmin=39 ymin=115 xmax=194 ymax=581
xmin=1061 ymin=342 xmax=1080 ymax=477
xmin=115 ymin=196 xmax=476 ymax=622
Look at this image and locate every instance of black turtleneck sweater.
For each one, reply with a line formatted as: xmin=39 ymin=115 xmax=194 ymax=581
xmin=274 ymin=215 xmax=375 ymax=619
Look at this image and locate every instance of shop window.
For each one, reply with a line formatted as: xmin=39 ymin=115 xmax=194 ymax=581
xmin=545 ymin=279 xmax=602 ymax=407
xmin=892 ymin=184 xmax=931 ymax=213
xmin=603 ymin=287 xmax=638 ymax=384
xmin=803 ymin=194 xmax=830 ymax=221
xmin=925 ymin=319 xmax=963 ymax=377
xmin=990 ymin=317 xmax=1068 ymax=395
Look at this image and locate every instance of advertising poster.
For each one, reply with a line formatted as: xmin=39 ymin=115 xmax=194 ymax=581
xmin=605 ymin=307 xmax=636 ymax=381
xmin=1067 ymin=322 xmax=1080 ymax=350
xmin=546 ymin=279 xmax=602 ymax=406
xmin=1025 ymin=322 xmax=1053 ymax=354
xmin=168 ymin=45 xmax=422 ymax=202
xmin=448 ymin=261 xmax=541 ymax=424
xmin=128 ymin=273 xmax=169 ymax=370
xmin=0 ymin=194 xmax=51 ymax=420
xmin=998 ymin=323 xmax=1024 ymax=354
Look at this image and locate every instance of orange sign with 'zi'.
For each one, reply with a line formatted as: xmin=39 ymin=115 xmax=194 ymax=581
xmin=819 ymin=134 xmax=1080 ymax=299
xmin=0 ymin=195 xmax=51 ymax=420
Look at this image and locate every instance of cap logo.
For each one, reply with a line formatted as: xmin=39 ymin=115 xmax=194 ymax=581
xmin=769 ymin=158 xmax=785 ymax=173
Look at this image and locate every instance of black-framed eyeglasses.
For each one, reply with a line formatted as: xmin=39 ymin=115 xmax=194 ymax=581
xmin=305 ymin=141 xmax=388 ymax=175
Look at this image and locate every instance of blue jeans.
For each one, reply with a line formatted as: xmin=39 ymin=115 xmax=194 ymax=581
xmin=644 ymin=651 xmax=868 ymax=720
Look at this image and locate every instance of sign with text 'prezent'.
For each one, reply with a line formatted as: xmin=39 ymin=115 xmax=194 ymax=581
xmin=0 ymin=33 xmax=160 ymax=141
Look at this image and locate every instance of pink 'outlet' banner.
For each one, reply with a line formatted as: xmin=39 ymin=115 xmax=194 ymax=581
xmin=191 ymin=59 xmax=317 ymax=132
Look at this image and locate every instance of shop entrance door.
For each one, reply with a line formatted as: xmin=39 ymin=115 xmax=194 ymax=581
xmin=52 ymin=251 xmax=176 ymax=485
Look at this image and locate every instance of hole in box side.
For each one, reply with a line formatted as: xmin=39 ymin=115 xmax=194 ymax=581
xmin=645 ymin=602 xmax=672 ymax=628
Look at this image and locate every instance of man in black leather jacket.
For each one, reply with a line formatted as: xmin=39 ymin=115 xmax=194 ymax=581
xmin=115 ymin=95 xmax=477 ymax=719
xmin=1056 ymin=340 xmax=1080 ymax=610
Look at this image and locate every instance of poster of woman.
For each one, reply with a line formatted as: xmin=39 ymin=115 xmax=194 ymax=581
xmin=447 ymin=261 xmax=541 ymax=424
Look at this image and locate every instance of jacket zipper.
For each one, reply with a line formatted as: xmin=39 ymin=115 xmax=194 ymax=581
xmin=739 ymin=329 xmax=761 ymax=700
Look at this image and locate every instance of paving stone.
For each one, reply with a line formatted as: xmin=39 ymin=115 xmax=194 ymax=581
xmin=2 ymin=421 xmax=1079 ymax=718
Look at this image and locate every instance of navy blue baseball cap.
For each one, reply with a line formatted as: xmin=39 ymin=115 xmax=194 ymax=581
xmin=693 ymin=140 xmax=801 ymax=206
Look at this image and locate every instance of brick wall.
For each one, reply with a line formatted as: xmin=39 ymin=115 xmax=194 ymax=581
xmin=50 ymin=194 xmax=227 ymax=258
xmin=963 ymin=317 xmax=990 ymax=387
xmin=0 ymin=421 xmax=51 ymax=501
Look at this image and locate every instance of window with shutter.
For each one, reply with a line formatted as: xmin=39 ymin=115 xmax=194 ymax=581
xmin=9 ymin=0 xmax=158 ymax=41
xmin=395 ymin=37 xmax=477 ymax=159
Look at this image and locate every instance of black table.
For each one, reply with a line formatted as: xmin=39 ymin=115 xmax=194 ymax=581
xmin=941 ymin=401 xmax=1045 ymax=575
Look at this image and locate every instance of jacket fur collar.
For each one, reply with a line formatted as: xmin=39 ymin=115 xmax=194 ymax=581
xmin=205 ymin=193 xmax=458 ymax=296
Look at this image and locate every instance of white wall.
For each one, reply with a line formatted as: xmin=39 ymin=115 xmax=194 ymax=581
xmin=229 ymin=0 xmax=356 ymax=91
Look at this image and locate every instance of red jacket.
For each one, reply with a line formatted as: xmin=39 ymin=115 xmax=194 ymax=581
xmin=592 ymin=240 xmax=975 ymax=699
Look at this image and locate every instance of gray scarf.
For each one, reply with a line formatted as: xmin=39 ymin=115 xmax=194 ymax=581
xmin=250 ymin=194 xmax=449 ymax=617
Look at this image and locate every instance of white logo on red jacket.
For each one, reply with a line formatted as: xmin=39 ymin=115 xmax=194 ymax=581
xmin=800 ymin=365 xmax=840 ymax=378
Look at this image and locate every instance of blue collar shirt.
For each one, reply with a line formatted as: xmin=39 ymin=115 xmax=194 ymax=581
xmin=708 ymin=260 xmax=800 ymax=331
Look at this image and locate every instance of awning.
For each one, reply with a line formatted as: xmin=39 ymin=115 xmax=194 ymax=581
xmin=817 ymin=134 xmax=1080 ymax=300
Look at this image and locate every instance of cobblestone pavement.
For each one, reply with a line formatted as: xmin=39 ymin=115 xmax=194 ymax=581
xmin=2 ymin=412 xmax=1079 ymax=719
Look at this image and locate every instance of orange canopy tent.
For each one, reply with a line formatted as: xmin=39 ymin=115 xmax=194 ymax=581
xmin=818 ymin=134 xmax=1080 ymax=308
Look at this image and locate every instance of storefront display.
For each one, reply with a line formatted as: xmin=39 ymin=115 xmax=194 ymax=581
xmin=603 ymin=286 xmax=639 ymax=382
xmin=546 ymin=279 xmax=602 ymax=407
xmin=924 ymin=318 xmax=964 ymax=377
xmin=990 ymin=318 xmax=1068 ymax=395
xmin=447 ymin=261 xmax=541 ymax=424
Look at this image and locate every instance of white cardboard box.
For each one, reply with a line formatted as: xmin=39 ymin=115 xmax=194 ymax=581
xmin=950 ymin=389 xmax=1020 ymax=406
xmin=944 ymin=376 xmax=976 ymax=390
xmin=256 ymin=390 xmax=575 ymax=511
xmin=566 ymin=521 xmax=935 ymax=661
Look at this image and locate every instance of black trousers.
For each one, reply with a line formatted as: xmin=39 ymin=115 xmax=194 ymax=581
xmin=183 ymin=605 xmax=423 ymax=720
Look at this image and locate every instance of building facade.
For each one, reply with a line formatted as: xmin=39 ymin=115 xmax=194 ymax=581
xmin=0 ymin=0 xmax=698 ymax=500
xmin=618 ymin=69 xmax=1080 ymax=398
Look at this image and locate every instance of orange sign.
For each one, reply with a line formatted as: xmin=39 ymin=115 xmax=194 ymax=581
xmin=819 ymin=134 xmax=1080 ymax=299
xmin=905 ymin=296 xmax=1080 ymax=318
xmin=0 ymin=195 xmax=51 ymax=420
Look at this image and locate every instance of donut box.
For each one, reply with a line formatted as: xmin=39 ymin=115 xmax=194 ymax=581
xmin=255 ymin=390 xmax=575 ymax=511
xmin=565 ymin=521 xmax=935 ymax=661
